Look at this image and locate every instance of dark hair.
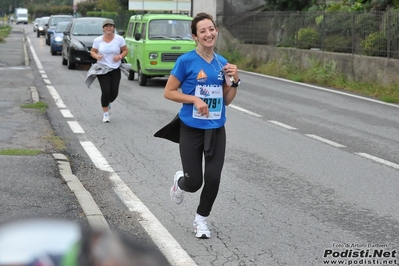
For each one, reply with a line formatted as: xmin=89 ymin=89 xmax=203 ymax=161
xmin=191 ymin=12 xmax=216 ymax=36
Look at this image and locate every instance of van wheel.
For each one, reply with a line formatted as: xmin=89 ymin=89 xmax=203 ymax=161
xmin=128 ymin=69 xmax=135 ymax=80
xmin=138 ymin=65 xmax=147 ymax=86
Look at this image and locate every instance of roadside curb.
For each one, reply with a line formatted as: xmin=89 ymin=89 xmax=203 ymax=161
xmin=53 ymin=153 xmax=110 ymax=230
xmin=22 ymin=29 xmax=29 ymax=66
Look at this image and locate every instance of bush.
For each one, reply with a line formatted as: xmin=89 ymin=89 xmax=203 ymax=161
xmin=297 ymin=27 xmax=320 ymax=49
xmin=361 ymin=31 xmax=387 ymax=56
xmin=324 ymin=35 xmax=352 ymax=53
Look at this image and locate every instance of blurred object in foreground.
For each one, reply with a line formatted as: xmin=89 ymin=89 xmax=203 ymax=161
xmin=0 ymin=218 xmax=168 ymax=266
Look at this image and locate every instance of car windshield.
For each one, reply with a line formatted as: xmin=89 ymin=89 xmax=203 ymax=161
xmin=72 ymin=21 xmax=104 ymax=36
xmin=55 ymin=22 xmax=69 ymax=33
xmin=39 ymin=18 xmax=49 ymax=26
xmin=148 ymin=19 xmax=192 ymax=40
xmin=50 ymin=17 xmax=72 ymax=26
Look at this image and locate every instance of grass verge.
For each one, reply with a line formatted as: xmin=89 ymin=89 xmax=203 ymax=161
xmin=0 ymin=149 xmax=42 ymax=156
xmin=0 ymin=25 xmax=11 ymax=43
xmin=21 ymin=101 xmax=48 ymax=113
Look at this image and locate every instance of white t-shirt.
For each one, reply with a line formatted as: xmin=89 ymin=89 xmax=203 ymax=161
xmin=92 ymin=34 xmax=126 ymax=69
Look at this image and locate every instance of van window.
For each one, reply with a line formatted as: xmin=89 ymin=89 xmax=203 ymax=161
xmin=133 ymin=22 xmax=140 ymax=36
xmin=141 ymin=23 xmax=147 ymax=39
xmin=148 ymin=20 xmax=191 ymax=40
xmin=127 ymin=22 xmax=134 ymax=38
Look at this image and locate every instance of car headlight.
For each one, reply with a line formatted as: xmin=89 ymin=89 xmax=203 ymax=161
xmin=54 ymin=36 xmax=63 ymax=42
xmin=38 ymin=27 xmax=43 ymax=30
xmin=70 ymin=39 xmax=85 ymax=50
xmin=149 ymin=53 xmax=158 ymax=59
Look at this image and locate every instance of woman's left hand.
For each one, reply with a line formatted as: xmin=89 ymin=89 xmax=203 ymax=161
xmin=113 ymin=55 xmax=122 ymax=62
xmin=223 ymin=63 xmax=239 ymax=83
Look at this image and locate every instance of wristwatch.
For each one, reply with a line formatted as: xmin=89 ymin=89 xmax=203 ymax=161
xmin=231 ymin=79 xmax=241 ymax=88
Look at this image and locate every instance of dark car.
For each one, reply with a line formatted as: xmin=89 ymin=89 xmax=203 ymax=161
xmin=50 ymin=21 xmax=70 ymax=55
xmin=62 ymin=17 xmax=124 ymax=69
xmin=45 ymin=15 xmax=73 ymax=45
xmin=37 ymin=17 xmax=50 ymax=38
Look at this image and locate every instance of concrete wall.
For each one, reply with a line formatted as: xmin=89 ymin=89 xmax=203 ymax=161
xmin=217 ymin=26 xmax=399 ymax=86
xmin=193 ymin=0 xmax=217 ymax=19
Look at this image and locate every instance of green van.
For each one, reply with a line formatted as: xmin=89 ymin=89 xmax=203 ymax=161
xmin=124 ymin=14 xmax=196 ymax=86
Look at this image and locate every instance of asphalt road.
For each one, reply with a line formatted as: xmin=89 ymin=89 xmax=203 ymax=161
xmin=18 ymin=22 xmax=399 ymax=265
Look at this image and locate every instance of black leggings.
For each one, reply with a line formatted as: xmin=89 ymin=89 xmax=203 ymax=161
xmin=178 ymin=122 xmax=226 ymax=217
xmin=97 ymin=68 xmax=121 ymax=108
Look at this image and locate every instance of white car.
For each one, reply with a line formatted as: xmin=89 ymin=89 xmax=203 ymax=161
xmin=33 ymin=18 xmax=40 ymax=32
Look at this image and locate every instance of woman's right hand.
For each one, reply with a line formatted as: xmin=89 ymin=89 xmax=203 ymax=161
xmin=97 ymin=54 xmax=103 ymax=61
xmin=194 ymin=97 xmax=209 ymax=118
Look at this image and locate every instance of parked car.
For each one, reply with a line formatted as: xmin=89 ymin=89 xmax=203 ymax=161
xmin=33 ymin=18 xmax=40 ymax=32
xmin=37 ymin=17 xmax=50 ymax=38
xmin=45 ymin=15 xmax=73 ymax=46
xmin=50 ymin=21 xmax=70 ymax=55
xmin=62 ymin=17 xmax=123 ymax=69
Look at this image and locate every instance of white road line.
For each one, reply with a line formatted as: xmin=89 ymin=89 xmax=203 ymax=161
xmin=355 ymin=153 xmax=399 ymax=170
xmin=60 ymin=109 xmax=73 ymax=118
xmin=47 ymin=85 xmax=66 ymax=108
xmin=80 ymin=141 xmax=197 ymax=266
xmin=305 ymin=134 xmax=346 ymax=148
xmin=27 ymin=38 xmax=43 ymax=70
xmin=229 ymin=104 xmax=263 ymax=117
xmin=67 ymin=121 xmax=85 ymax=134
xmin=268 ymin=120 xmax=297 ymax=130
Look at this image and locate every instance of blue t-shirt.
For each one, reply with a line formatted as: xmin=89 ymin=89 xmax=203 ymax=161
xmin=171 ymin=50 xmax=228 ymax=129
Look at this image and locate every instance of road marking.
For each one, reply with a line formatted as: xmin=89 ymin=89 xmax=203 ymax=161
xmin=305 ymin=134 xmax=346 ymax=148
xmin=355 ymin=153 xmax=399 ymax=170
xmin=229 ymin=104 xmax=263 ymax=117
xmin=60 ymin=109 xmax=73 ymax=118
xmin=268 ymin=120 xmax=297 ymax=130
xmin=80 ymin=141 xmax=197 ymax=266
xmin=67 ymin=121 xmax=85 ymax=134
xmin=47 ymin=85 xmax=66 ymax=108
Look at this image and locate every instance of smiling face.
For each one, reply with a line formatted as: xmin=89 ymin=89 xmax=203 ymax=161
xmin=103 ymin=24 xmax=115 ymax=34
xmin=193 ymin=18 xmax=218 ymax=50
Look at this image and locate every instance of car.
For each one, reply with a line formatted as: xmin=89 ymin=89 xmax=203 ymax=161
xmin=45 ymin=15 xmax=73 ymax=46
xmin=33 ymin=18 xmax=40 ymax=32
xmin=50 ymin=21 xmax=70 ymax=55
xmin=37 ymin=17 xmax=50 ymax=38
xmin=62 ymin=17 xmax=123 ymax=69
xmin=124 ymin=14 xmax=195 ymax=86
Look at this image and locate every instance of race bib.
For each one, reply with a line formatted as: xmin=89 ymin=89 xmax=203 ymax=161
xmin=192 ymin=84 xmax=223 ymax=120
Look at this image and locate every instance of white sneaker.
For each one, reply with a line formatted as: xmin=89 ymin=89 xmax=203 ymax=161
xmin=170 ymin=171 xmax=184 ymax=205
xmin=193 ymin=220 xmax=211 ymax=239
xmin=102 ymin=112 xmax=110 ymax=123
